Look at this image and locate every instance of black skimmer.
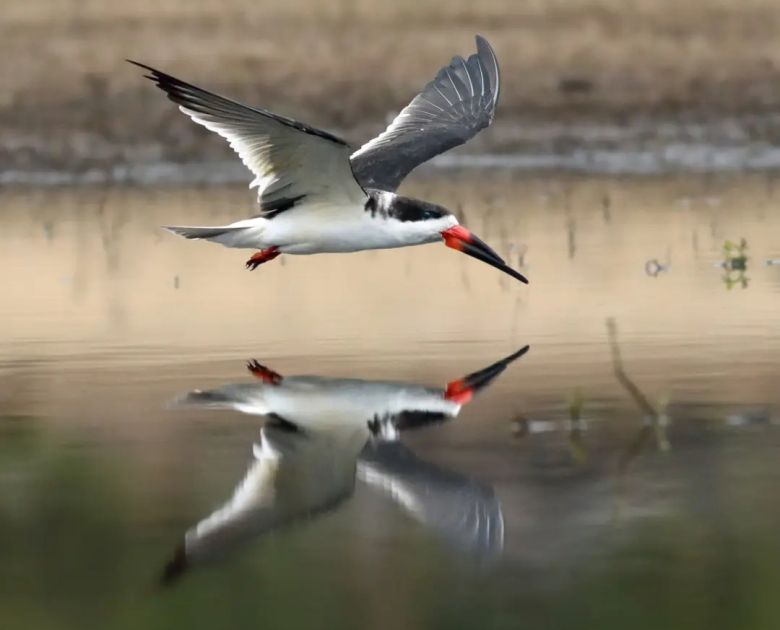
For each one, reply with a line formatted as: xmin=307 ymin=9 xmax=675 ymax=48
xmin=129 ymin=36 xmax=528 ymax=284
xmin=161 ymin=346 xmax=528 ymax=584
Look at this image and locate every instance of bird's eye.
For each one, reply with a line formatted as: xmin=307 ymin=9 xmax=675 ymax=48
xmin=422 ymin=210 xmax=437 ymax=220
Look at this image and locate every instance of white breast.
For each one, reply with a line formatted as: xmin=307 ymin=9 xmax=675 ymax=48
xmin=264 ymin=203 xmax=442 ymax=254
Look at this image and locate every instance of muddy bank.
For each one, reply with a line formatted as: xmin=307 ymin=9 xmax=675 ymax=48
xmin=4 ymin=0 xmax=780 ymax=175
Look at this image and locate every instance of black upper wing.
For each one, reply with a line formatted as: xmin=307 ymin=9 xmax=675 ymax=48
xmin=350 ymin=35 xmax=500 ymax=192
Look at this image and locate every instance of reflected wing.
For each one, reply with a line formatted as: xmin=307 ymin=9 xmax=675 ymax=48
xmin=358 ymin=440 xmax=503 ymax=557
xmin=350 ymin=35 xmax=500 ymax=191
xmin=161 ymin=422 xmax=366 ymax=585
xmin=130 ymin=61 xmax=367 ymax=218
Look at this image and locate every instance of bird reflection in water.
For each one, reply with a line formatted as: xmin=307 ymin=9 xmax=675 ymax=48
xmin=161 ymin=346 xmax=529 ymax=585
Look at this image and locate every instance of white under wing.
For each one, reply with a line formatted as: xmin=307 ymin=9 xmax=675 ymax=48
xmin=181 ymin=106 xmax=367 ymax=211
xmin=132 ymin=61 xmax=367 ymax=215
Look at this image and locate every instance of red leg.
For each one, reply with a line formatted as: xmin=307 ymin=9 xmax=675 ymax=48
xmin=247 ymin=359 xmax=283 ymax=385
xmin=245 ymin=247 xmax=281 ymax=270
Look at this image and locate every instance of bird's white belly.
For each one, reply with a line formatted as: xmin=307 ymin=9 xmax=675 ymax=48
xmin=266 ymin=205 xmax=434 ymax=254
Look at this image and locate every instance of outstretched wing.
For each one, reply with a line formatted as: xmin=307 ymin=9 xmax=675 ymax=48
xmin=350 ymin=35 xmax=500 ymax=192
xmin=130 ymin=61 xmax=367 ymax=218
xmin=161 ymin=422 xmax=365 ymax=585
xmin=358 ymin=440 xmax=504 ymax=557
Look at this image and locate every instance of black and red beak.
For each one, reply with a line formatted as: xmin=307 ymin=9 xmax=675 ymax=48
xmin=444 ymin=345 xmax=530 ymax=405
xmin=441 ymin=226 xmax=528 ymax=284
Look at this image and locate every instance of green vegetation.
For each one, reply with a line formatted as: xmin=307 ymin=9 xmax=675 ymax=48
xmin=723 ymin=238 xmax=750 ymax=289
xmin=3 ymin=411 xmax=780 ymax=630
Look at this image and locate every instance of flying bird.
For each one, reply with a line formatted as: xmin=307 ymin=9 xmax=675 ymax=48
xmin=160 ymin=346 xmax=528 ymax=584
xmin=129 ymin=36 xmax=528 ymax=284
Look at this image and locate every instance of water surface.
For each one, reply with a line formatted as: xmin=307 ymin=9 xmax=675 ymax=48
xmin=1 ymin=172 xmax=780 ymax=629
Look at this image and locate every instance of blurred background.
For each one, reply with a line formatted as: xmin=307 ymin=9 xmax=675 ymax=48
xmin=3 ymin=2 xmax=780 ymax=630
xmin=5 ymin=0 xmax=780 ymax=176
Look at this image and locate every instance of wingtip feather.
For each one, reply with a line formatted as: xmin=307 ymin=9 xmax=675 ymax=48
xmin=474 ymin=35 xmax=500 ymax=107
xmin=127 ymin=59 xmax=155 ymax=73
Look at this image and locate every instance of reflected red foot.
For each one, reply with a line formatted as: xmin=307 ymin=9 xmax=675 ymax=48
xmin=247 ymin=359 xmax=283 ymax=385
xmin=245 ymin=247 xmax=281 ymax=270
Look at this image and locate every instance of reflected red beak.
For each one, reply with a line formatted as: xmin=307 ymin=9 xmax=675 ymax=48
xmin=444 ymin=345 xmax=531 ymax=405
xmin=444 ymin=379 xmax=475 ymax=405
xmin=441 ymin=226 xmax=528 ymax=284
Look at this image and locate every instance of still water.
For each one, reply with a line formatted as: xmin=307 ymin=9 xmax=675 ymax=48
xmin=1 ymin=172 xmax=780 ymax=629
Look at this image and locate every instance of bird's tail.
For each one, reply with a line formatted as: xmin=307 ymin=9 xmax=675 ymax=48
xmin=174 ymin=388 xmax=236 ymax=408
xmin=164 ymin=225 xmax=241 ymax=240
xmin=163 ymin=224 xmax=261 ymax=248
xmin=171 ymin=384 xmax=269 ymax=414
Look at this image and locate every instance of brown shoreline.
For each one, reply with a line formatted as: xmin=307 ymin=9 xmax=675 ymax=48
xmin=3 ymin=0 xmax=780 ymax=171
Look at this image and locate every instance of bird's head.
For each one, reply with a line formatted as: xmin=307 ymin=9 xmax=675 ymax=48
xmin=387 ymin=196 xmax=528 ymax=284
xmin=382 ymin=196 xmax=458 ymax=238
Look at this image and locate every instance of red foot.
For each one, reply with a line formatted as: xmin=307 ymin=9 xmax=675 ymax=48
xmin=247 ymin=360 xmax=283 ymax=385
xmin=245 ymin=247 xmax=281 ymax=270
xmin=444 ymin=378 xmax=474 ymax=405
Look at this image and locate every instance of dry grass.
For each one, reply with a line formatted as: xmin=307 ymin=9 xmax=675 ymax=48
xmin=4 ymin=0 xmax=780 ymax=168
